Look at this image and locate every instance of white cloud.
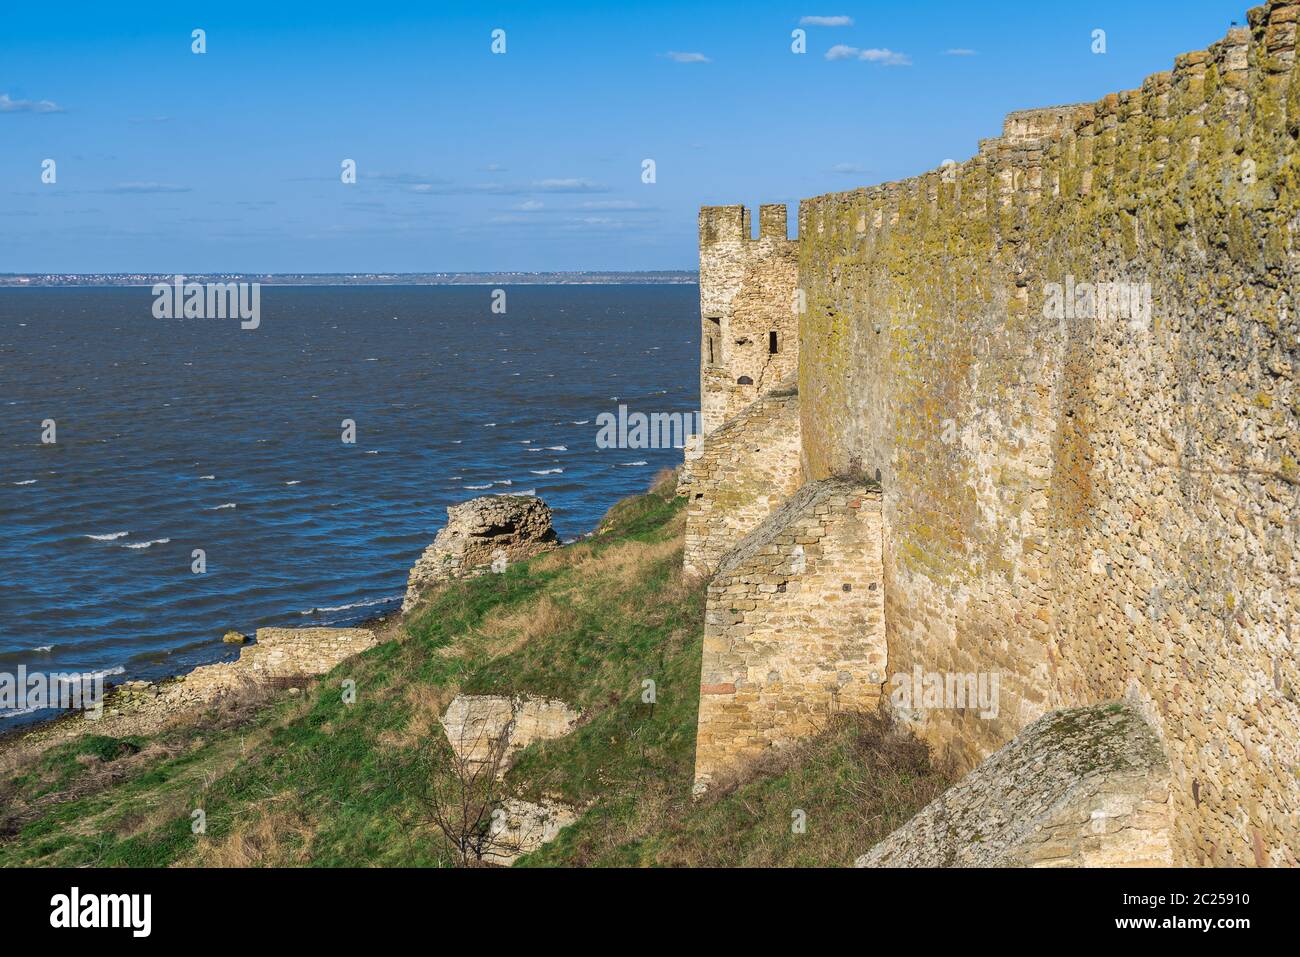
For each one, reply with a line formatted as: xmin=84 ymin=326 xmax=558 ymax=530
xmin=0 ymin=92 xmax=64 ymax=113
xmin=517 ymin=200 xmax=545 ymax=211
xmin=800 ymin=15 xmax=853 ymax=27
xmin=859 ymin=48 xmax=912 ymax=66
xmin=945 ymin=48 xmax=978 ymax=56
xmin=663 ymin=51 xmax=711 ymax=63
xmin=831 ymin=163 xmax=868 ymax=174
xmin=826 ymin=46 xmax=911 ymax=66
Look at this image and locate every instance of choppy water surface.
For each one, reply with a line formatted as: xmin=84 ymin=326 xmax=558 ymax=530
xmin=0 ymin=285 xmax=698 ymax=723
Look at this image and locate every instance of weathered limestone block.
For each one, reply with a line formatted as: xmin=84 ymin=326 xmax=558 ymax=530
xmin=694 ymin=479 xmax=886 ymax=790
xmin=676 ymin=433 xmax=705 ymax=496
xmin=440 ymin=694 xmax=581 ymax=775
xmin=402 ymin=495 xmax=559 ymax=613
xmin=439 ymin=695 xmax=583 ymax=864
xmin=856 ymin=702 xmax=1174 ymax=868
xmin=176 ymin=627 xmax=379 ymax=702
xmin=683 ymin=386 xmax=802 ymax=577
xmin=481 ymin=798 xmax=578 ymax=866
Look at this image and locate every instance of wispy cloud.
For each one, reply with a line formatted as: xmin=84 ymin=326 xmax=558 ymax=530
xmin=826 ymin=45 xmax=911 ymax=66
xmin=378 ymin=176 xmax=610 ymax=197
xmin=945 ymin=48 xmax=978 ymax=56
xmin=579 ymin=200 xmax=653 ymax=211
xmin=0 ymin=92 xmax=65 ymax=113
xmin=662 ymin=51 xmax=710 ymax=63
xmin=534 ymin=178 xmax=608 ymax=193
xmin=830 ymin=163 xmax=869 ymax=175
xmin=800 ymin=15 xmax=853 ymax=27
xmin=859 ymin=48 xmax=912 ymax=66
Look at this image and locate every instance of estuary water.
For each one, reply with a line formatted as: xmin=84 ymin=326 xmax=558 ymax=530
xmin=0 ymin=284 xmax=699 ymax=724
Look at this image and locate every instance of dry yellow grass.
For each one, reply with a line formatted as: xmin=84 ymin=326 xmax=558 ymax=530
xmin=562 ymin=536 xmax=682 ymax=590
xmin=380 ymin=681 xmax=461 ymax=751
xmin=439 ymin=593 xmax=579 ymax=662
xmin=188 ymin=796 xmax=315 ymax=867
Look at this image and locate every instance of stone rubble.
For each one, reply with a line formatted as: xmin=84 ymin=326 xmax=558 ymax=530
xmin=402 ymin=495 xmax=559 ymax=614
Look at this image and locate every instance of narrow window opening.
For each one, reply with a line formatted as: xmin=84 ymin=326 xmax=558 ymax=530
xmin=737 ymin=376 xmax=753 ymax=386
xmin=769 ymin=331 xmax=778 ymax=354
xmin=707 ymin=338 xmax=714 ymax=364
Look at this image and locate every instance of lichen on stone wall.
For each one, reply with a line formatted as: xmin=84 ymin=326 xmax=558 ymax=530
xmin=795 ymin=0 xmax=1300 ymax=866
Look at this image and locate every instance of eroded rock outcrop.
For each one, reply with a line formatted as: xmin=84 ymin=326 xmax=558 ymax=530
xmin=402 ymin=495 xmax=559 ymax=614
xmin=856 ymin=702 xmax=1173 ymax=868
xmin=440 ymin=693 xmax=581 ymax=776
xmin=481 ymin=798 xmax=578 ymax=866
xmin=439 ymin=693 xmax=583 ymax=864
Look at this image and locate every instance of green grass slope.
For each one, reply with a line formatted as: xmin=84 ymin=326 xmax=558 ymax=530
xmin=0 ymin=473 xmax=950 ymax=868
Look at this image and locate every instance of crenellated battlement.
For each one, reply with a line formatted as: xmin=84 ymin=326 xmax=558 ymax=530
xmin=699 ymin=203 xmax=795 ymax=245
xmin=699 ymin=205 xmax=749 ymax=246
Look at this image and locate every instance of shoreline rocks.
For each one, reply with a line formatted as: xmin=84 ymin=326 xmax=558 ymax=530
xmin=12 ymin=627 xmax=380 ymax=744
xmin=402 ymin=495 xmax=559 ymax=614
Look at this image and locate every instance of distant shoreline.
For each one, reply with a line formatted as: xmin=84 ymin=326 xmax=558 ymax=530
xmin=0 ymin=272 xmax=699 ymax=288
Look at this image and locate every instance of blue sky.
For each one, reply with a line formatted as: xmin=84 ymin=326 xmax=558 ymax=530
xmin=1 ymin=0 xmax=1251 ymax=272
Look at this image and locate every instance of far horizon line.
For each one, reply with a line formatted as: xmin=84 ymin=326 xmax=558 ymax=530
xmin=0 ymin=270 xmax=700 ymax=288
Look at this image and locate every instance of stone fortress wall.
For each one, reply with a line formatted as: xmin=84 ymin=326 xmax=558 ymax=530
xmin=694 ymin=479 xmax=887 ymax=788
xmin=686 ymin=1 xmax=1299 ymax=867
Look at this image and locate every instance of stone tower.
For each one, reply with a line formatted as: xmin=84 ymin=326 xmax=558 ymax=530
xmin=697 ymin=204 xmax=799 ymax=435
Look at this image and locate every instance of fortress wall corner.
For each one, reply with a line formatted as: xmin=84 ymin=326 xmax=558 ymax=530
xmin=694 ymin=480 xmax=887 ymax=790
xmin=682 ymin=389 xmax=802 ymax=577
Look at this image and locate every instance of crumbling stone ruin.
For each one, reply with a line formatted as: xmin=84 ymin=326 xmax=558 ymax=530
xmin=856 ymin=702 xmax=1175 ymax=868
xmin=439 ymin=694 xmax=582 ymax=776
xmin=439 ymin=694 xmax=583 ymax=864
xmin=684 ymin=1 xmax=1299 ymax=867
xmin=402 ymin=495 xmax=559 ymax=613
xmin=166 ymin=626 xmax=379 ymax=702
xmin=695 ymin=479 xmax=886 ymax=789
xmin=92 ymin=627 xmax=379 ymax=734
